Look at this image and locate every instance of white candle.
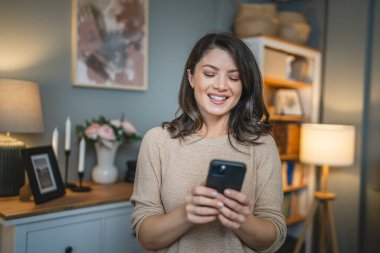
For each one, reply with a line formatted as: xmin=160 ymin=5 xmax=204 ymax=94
xmin=52 ymin=127 xmax=59 ymax=158
xmin=65 ymin=117 xmax=71 ymax=151
xmin=78 ymin=137 xmax=86 ymax=173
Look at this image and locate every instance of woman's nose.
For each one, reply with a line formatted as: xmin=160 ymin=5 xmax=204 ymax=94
xmin=213 ymin=75 xmax=227 ymax=90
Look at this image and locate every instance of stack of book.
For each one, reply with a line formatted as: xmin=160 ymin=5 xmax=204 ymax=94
xmin=273 ymin=123 xmax=300 ymax=156
xmin=282 ymin=161 xmax=310 ymax=223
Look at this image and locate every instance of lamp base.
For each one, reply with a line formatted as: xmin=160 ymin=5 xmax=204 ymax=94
xmin=294 ymin=193 xmax=339 ymax=253
xmin=0 ymin=136 xmax=25 ymax=196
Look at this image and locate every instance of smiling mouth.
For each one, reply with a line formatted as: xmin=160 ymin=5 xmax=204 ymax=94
xmin=208 ymin=94 xmax=228 ymax=102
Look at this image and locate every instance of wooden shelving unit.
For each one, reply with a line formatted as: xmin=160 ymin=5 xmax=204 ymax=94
xmin=244 ymin=36 xmax=321 ymax=227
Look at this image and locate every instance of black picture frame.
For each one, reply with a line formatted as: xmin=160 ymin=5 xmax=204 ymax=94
xmin=22 ymin=146 xmax=65 ymax=204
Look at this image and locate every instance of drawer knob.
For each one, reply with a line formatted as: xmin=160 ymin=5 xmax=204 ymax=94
xmin=65 ymin=246 xmax=73 ymax=253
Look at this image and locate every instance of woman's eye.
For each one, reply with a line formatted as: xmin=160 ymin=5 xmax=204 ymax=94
xmin=229 ymin=76 xmax=240 ymax=82
xmin=204 ymin=72 xmax=215 ymax=78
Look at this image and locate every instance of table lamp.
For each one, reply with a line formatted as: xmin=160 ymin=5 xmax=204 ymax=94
xmin=294 ymin=123 xmax=355 ymax=253
xmin=0 ymin=79 xmax=44 ymax=196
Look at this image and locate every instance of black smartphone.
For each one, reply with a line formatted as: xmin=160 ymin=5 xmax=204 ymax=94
xmin=205 ymin=159 xmax=246 ymax=193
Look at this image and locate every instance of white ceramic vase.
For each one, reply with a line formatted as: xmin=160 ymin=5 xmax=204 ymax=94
xmin=92 ymin=141 xmax=121 ymax=184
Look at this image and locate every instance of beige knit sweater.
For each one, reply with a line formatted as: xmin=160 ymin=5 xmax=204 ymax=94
xmin=131 ymin=127 xmax=286 ymax=253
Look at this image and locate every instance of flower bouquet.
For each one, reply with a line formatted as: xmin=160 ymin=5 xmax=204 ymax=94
xmin=76 ymin=116 xmax=140 ymax=149
xmin=76 ymin=116 xmax=140 ymax=184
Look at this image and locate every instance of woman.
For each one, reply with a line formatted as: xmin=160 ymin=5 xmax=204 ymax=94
xmin=131 ymin=32 xmax=286 ymax=253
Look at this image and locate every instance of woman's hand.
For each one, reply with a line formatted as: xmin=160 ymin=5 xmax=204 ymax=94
xmin=185 ymin=185 xmax=224 ymax=224
xmin=217 ymin=189 xmax=252 ymax=229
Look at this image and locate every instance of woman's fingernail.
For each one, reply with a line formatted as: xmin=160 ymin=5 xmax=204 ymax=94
xmin=218 ymin=202 xmax=224 ymax=207
xmin=212 ymin=191 xmax=218 ymax=196
xmin=224 ymin=189 xmax=231 ymax=195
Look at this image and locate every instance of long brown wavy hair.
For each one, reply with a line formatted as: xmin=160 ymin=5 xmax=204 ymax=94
xmin=163 ymin=32 xmax=272 ymax=146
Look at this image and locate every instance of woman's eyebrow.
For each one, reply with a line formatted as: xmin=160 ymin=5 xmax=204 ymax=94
xmin=201 ymin=64 xmax=219 ymax=70
xmin=201 ymin=64 xmax=239 ymax=73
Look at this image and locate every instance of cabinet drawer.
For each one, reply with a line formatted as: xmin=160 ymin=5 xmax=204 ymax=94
xmin=27 ymin=219 xmax=101 ymax=253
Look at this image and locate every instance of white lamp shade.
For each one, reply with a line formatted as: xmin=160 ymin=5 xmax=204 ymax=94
xmin=0 ymin=79 xmax=44 ymax=133
xmin=300 ymin=124 xmax=355 ymax=166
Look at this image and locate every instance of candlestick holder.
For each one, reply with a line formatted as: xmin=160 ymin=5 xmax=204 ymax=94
xmin=64 ymin=150 xmax=76 ymax=188
xmin=70 ymin=171 xmax=92 ymax=192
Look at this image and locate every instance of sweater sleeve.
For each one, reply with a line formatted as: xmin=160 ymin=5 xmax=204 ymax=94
xmin=253 ymin=135 xmax=287 ymax=253
xmin=130 ymin=127 xmax=166 ymax=238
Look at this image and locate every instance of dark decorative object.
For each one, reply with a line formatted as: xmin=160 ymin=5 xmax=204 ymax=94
xmin=124 ymin=160 xmax=137 ymax=182
xmin=22 ymin=146 xmax=65 ymax=204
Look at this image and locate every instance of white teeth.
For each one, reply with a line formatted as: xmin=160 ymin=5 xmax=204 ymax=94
xmin=209 ymin=95 xmax=226 ymax=101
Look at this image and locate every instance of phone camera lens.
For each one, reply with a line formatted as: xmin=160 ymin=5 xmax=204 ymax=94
xmin=211 ymin=164 xmax=227 ymax=176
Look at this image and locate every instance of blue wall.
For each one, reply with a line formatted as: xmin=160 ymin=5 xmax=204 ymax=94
xmin=0 ymin=0 xmax=237 ymax=180
xmin=0 ymin=0 xmax=323 ymax=181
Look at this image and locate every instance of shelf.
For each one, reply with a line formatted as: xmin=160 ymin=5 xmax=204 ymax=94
xmin=271 ymin=115 xmax=310 ymax=122
xmin=283 ymin=184 xmax=308 ymax=193
xmin=264 ymin=76 xmax=312 ymax=89
xmin=244 ymin=36 xmax=321 ymax=229
xmin=286 ymin=214 xmax=306 ymax=226
xmin=247 ymin=35 xmax=321 ymax=54
xmin=280 ymin=153 xmax=299 ymax=161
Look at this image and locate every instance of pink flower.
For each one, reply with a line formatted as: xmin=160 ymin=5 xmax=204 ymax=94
xmin=110 ymin=119 xmax=137 ymax=135
xmin=122 ymin=120 xmax=137 ymax=134
xmin=110 ymin=120 xmax=122 ymax=128
xmin=79 ymin=116 xmax=139 ymax=148
xmin=85 ymin=123 xmax=100 ymax=140
xmin=98 ymin=125 xmax=116 ymax=141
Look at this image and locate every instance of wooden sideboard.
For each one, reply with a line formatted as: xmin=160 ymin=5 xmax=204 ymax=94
xmin=0 ymin=182 xmax=146 ymax=253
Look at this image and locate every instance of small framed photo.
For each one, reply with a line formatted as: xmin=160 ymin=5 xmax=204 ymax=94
xmin=22 ymin=146 xmax=65 ymax=204
xmin=275 ymin=89 xmax=303 ymax=116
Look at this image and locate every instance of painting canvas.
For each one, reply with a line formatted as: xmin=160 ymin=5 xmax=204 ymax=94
xmin=71 ymin=0 xmax=148 ymax=91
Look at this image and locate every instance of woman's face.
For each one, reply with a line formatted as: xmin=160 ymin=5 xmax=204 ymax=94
xmin=187 ymin=48 xmax=242 ymax=123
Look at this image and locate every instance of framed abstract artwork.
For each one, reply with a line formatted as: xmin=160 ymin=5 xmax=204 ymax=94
xmin=71 ymin=0 xmax=148 ymax=91
xmin=22 ymin=146 xmax=65 ymax=204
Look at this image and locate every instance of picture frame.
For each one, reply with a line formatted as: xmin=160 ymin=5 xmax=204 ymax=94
xmin=21 ymin=146 xmax=65 ymax=204
xmin=274 ymin=88 xmax=303 ymax=116
xmin=71 ymin=0 xmax=149 ymax=91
